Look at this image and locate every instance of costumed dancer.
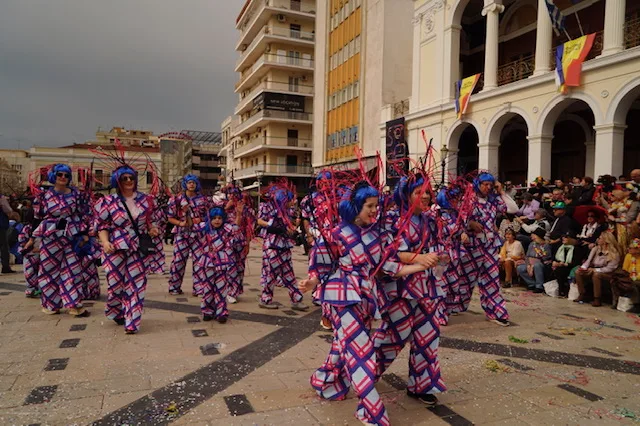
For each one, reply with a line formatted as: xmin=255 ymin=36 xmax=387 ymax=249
xmin=299 ymin=181 xmax=428 ymax=426
xmin=96 ymin=165 xmax=160 ymax=334
xmin=76 ymin=229 xmax=101 ymax=301
xmin=147 ymin=200 xmax=168 ymax=275
xmin=224 ymin=186 xmax=255 ymax=304
xmin=167 ymin=175 xmax=209 ymax=296
xmin=32 ymin=164 xmax=89 ymax=317
xmin=456 ymin=172 xmax=517 ymax=326
xmin=374 ymin=173 xmax=447 ymax=406
xmin=196 ymin=205 xmax=244 ymax=322
xmin=19 ymin=210 xmax=41 ymax=298
xmin=257 ymin=183 xmax=308 ymax=311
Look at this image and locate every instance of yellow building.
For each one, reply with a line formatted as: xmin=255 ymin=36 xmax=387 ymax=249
xmin=232 ymin=0 xmax=316 ymax=190
xmin=402 ymin=0 xmax=640 ymax=184
xmin=92 ymin=126 xmax=159 ymax=148
xmin=312 ymin=0 xmax=414 ymax=170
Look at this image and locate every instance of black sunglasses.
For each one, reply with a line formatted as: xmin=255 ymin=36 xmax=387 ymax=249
xmin=56 ymin=172 xmax=70 ymax=179
xmin=119 ymin=175 xmax=135 ymax=182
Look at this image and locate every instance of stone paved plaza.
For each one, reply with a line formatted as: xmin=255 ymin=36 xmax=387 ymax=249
xmin=0 ymin=243 xmax=639 ymax=425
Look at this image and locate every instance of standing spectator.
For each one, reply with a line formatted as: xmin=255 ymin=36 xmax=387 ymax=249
xmin=499 ymin=229 xmax=524 ymax=288
xmin=516 ymin=228 xmax=552 ymax=293
xmin=517 ymin=193 xmax=540 ymax=222
xmin=574 ymin=232 xmax=622 ymax=307
xmin=548 ymin=202 xmax=579 ymax=252
xmin=7 ymin=212 xmax=23 ymax=265
xmin=576 ymin=177 xmax=596 ymax=206
xmin=0 ymin=194 xmax=16 ymax=274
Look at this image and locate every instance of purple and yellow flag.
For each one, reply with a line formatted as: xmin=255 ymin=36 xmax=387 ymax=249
xmin=455 ymin=74 xmax=481 ymax=119
xmin=555 ymin=33 xmax=595 ymax=94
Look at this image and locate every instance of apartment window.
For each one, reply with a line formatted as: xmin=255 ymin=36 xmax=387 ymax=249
xmin=353 ymin=80 xmax=360 ymax=97
xmin=288 ymin=50 xmax=301 ymax=65
xmin=289 ymin=76 xmax=300 ymax=92
xmin=291 ymin=0 xmax=301 ymax=11
xmin=290 ymin=24 xmax=301 ymax=39
xmin=355 ymin=36 xmax=361 ymax=53
xmin=146 ymin=171 xmax=153 ymax=185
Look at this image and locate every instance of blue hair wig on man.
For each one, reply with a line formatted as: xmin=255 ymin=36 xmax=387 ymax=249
xmin=209 ymin=207 xmax=226 ymax=220
xmin=110 ymin=166 xmax=138 ymax=191
xmin=393 ymin=174 xmax=425 ymax=211
xmin=338 ymin=181 xmax=379 ymax=223
xmin=47 ymin=163 xmax=73 ymax=185
xmin=181 ymin=174 xmax=201 ymax=192
xmin=473 ymin=171 xmax=496 ymax=197
xmin=316 ymin=170 xmax=332 ymax=182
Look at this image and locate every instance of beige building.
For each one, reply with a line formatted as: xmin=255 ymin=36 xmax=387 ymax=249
xmin=92 ymin=126 xmax=159 ymax=148
xmin=401 ymin=0 xmax=640 ymax=184
xmin=0 ymin=149 xmax=29 ymax=193
xmin=312 ymin=0 xmax=415 ymax=170
xmin=220 ymin=115 xmax=240 ymax=183
xmin=232 ymin=0 xmax=316 ymax=190
xmin=187 ymin=130 xmax=224 ymax=193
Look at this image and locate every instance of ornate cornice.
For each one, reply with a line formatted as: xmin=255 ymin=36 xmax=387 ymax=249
xmin=420 ymin=0 xmax=445 ymax=40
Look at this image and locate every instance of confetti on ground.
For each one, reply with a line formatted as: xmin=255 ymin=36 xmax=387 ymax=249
xmin=613 ymin=407 xmax=639 ymax=421
xmin=508 ymin=335 xmax=528 ymax=344
xmin=165 ymin=402 xmax=179 ymax=414
xmin=483 ymin=359 xmax=511 ymax=373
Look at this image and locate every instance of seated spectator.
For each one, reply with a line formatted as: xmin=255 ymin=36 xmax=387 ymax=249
xmin=552 ymin=231 xmax=585 ymax=297
xmin=517 ymin=193 xmax=540 ymax=222
xmin=499 ymin=228 xmax=524 ymax=288
xmin=504 ymin=181 xmax=517 ymax=198
xmin=529 ymin=177 xmax=550 ymax=202
xmin=577 ymin=209 xmax=606 ymax=249
xmin=576 ymin=177 xmax=595 ymax=206
xmin=543 ymin=188 xmax=565 ymax=213
xmin=614 ymin=238 xmax=640 ymax=310
xmin=619 ymin=174 xmax=628 ymax=183
xmin=626 ymin=169 xmax=640 ymax=201
xmin=498 ymin=213 xmax=521 ymax=239
xmin=554 ymin=180 xmax=565 ymax=192
xmin=516 ymin=209 xmax=550 ymax=250
xmin=548 ymin=202 xmax=579 ymax=253
xmin=517 ymin=228 xmax=552 ymax=293
xmin=602 ymin=189 xmax=639 ymax=249
xmin=574 ymin=232 xmax=622 ymax=307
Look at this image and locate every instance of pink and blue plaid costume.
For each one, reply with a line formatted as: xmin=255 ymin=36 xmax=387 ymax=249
xmin=96 ymin=193 xmax=157 ymax=333
xmin=78 ymin=236 xmax=101 ymax=301
xmin=374 ymin=210 xmax=447 ymax=396
xmin=226 ymin=204 xmax=254 ymax=299
xmin=197 ymin=223 xmax=244 ymax=319
xmin=454 ymin=194 xmax=510 ymax=320
xmin=33 ymin=188 xmax=86 ymax=312
xmin=19 ymin=224 xmax=40 ymax=297
xmin=147 ymin=206 xmax=167 ymax=275
xmin=167 ymin=193 xmax=209 ymax=294
xmin=311 ymin=221 xmax=401 ymax=426
xmin=259 ymin=201 xmax=303 ymax=304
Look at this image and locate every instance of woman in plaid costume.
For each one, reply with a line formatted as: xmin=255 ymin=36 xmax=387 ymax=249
xmin=19 ymin=221 xmax=41 ymax=298
xmin=167 ymin=175 xmax=210 ymax=296
xmin=300 ymin=182 xmax=428 ymax=426
xmin=96 ymin=166 xmax=160 ymax=334
xmin=33 ymin=164 xmax=89 ymax=317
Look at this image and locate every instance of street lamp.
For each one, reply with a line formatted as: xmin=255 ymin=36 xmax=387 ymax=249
xmin=256 ymin=169 xmax=264 ymax=208
xmin=440 ymin=145 xmax=449 ymax=187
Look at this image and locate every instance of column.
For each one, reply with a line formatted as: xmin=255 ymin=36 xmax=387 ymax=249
xmin=602 ymin=0 xmax=626 ymax=56
xmin=411 ymin=14 xmax=423 ymax=110
xmin=442 ymin=24 xmax=462 ymax=102
xmin=482 ymin=1 xmax=505 ymax=90
xmin=478 ymin=142 xmax=499 ymax=175
xmin=584 ymin=140 xmax=595 ymax=179
xmin=593 ymin=124 xmax=626 ymax=178
xmin=533 ymin=0 xmax=553 ymax=76
xmin=526 ymin=134 xmax=552 ymax=183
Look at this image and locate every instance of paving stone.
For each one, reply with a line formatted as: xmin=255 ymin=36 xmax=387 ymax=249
xmin=69 ymin=324 xmax=87 ymax=332
xmin=58 ymin=338 xmax=80 ymax=348
xmin=223 ymin=394 xmax=254 ymax=416
xmin=191 ymin=329 xmax=208 ymax=338
xmin=186 ymin=316 xmax=201 ymax=323
xmin=24 ymin=385 xmax=57 ymax=405
xmin=176 ymin=297 xmax=188 ymax=302
xmin=44 ymin=358 xmax=69 ymax=372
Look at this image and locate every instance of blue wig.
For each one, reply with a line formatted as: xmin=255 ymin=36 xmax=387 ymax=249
xmin=436 ymin=187 xmax=461 ymax=210
xmin=110 ymin=166 xmax=138 ymax=191
xmin=273 ymin=189 xmax=294 ymax=206
xmin=316 ymin=170 xmax=332 ymax=182
xmin=338 ymin=182 xmax=379 ymax=223
xmin=48 ymin=163 xmax=73 ymax=185
xmin=473 ymin=172 xmax=495 ymax=194
xmin=181 ymin=174 xmax=201 ymax=192
xmin=393 ymin=175 xmax=425 ymax=211
xmin=209 ymin=207 xmax=226 ymax=220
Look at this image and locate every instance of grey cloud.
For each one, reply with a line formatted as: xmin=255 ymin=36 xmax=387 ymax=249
xmin=0 ymin=0 xmax=244 ymax=148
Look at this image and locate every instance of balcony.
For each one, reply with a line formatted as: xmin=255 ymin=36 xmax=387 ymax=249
xmin=234 ymin=109 xmax=313 ymax=135
xmin=235 ymin=25 xmax=315 ymax=72
xmin=234 ymin=136 xmax=312 ymax=158
xmin=235 ymin=80 xmax=314 ymax=115
xmin=235 ymin=52 xmax=314 ymax=93
xmin=236 ymin=0 xmax=316 ymax=50
xmin=235 ymin=163 xmax=313 ymax=179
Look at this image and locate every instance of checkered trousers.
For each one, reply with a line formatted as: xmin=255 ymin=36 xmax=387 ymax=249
xmin=37 ymin=236 xmax=83 ymax=311
xmin=168 ymin=232 xmax=205 ymax=294
xmin=260 ymin=246 xmax=303 ymax=304
xmin=103 ymin=250 xmax=147 ymax=333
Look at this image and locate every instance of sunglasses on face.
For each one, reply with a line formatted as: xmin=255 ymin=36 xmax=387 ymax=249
xmin=56 ymin=172 xmax=70 ymax=179
xmin=119 ymin=175 xmax=135 ymax=182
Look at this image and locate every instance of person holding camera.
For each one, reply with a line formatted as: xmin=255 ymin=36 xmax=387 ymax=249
xmin=96 ymin=165 xmax=160 ymax=334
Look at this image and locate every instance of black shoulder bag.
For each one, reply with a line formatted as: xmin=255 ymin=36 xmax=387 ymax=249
xmin=120 ymin=197 xmax=156 ymax=256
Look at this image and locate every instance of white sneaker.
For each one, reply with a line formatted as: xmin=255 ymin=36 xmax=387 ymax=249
xmin=227 ymin=296 xmax=237 ymax=304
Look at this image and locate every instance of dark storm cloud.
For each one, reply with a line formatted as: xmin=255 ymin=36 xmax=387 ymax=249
xmin=0 ymin=0 xmax=244 ymax=148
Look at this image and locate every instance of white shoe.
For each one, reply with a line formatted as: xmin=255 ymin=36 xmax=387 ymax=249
xmin=227 ymin=296 xmax=237 ymax=304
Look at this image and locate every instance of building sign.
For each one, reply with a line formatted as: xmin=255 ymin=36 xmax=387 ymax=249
xmin=253 ymin=92 xmax=305 ymax=113
xmin=385 ymin=117 xmax=408 ymax=181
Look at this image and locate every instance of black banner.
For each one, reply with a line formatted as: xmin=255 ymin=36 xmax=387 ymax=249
xmin=253 ymin=92 xmax=305 ymax=113
xmin=385 ymin=117 xmax=408 ymax=181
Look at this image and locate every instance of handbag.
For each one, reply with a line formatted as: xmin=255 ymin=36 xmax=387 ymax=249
xmin=568 ymin=282 xmax=580 ymax=301
xmin=543 ymin=279 xmax=559 ymax=297
xmin=120 ymin=197 xmax=156 ymax=256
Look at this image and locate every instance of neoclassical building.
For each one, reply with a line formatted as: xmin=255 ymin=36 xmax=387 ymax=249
xmin=400 ymin=0 xmax=640 ymax=184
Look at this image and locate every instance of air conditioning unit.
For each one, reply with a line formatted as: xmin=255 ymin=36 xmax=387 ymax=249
xmin=240 ymin=44 xmax=248 ymax=52
xmin=277 ymin=14 xmax=286 ymax=22
xmin=301 ymin=75 xmax=308 ymax=81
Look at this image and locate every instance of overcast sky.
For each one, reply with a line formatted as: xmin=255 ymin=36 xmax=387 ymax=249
xmin=0 ymin=0 xmax=244 ymax=149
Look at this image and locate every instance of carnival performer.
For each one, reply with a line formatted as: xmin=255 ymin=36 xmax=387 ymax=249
xmin=299 ymin=181 xmax=429 ymax=426
xmin=197 ymin=205 xmax=245 ymax=322
xmin=96 ymin=166 xmax=160 ymax=334
xmin=224 ymin=186 xmax=255 ymax=304
xmin=374 ymin=174 xmax=447 ymax=406
xmin=456 ymin=172 xmax=517 ymax=326
xmin=33 ymin=164 xmax=89 ymax=317
xmin=257 ymin=184 xmax=308 ymax=311
xmin=75 ymin=229 xmax=101 ymax=301
xmin=147 ymin=205 xmax=168 ymax=275
xmin=19 ymin=207 xmax=41 ymax=298
xmin=167 ymin=174 xmax=210 ymax=296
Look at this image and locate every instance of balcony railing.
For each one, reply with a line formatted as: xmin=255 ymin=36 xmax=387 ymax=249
xmin=235 ymin=136 xmax=312 ymax=156
xmin=497 ymin=54 xmax=535 ymax=86
xmin=236 ymin=109 xmax=313 ymax=133
xmin=625 ymin=16 xmax=640 ymax=49
xmin=236 ymin=25 xmax=315 ymax=68
xmin=236 ymin=80 xmax=314 ymax=113
xmin=236 ymin=53 xmax=314 ymax=90
xmin=236 ymin=163 xmax=313 ymax=178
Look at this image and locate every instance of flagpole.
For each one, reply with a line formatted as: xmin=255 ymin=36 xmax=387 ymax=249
xmin=574 ymin=12 xmax=584 ymax=37
xmin=563 ymin=28 xmax=571 ymax=41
